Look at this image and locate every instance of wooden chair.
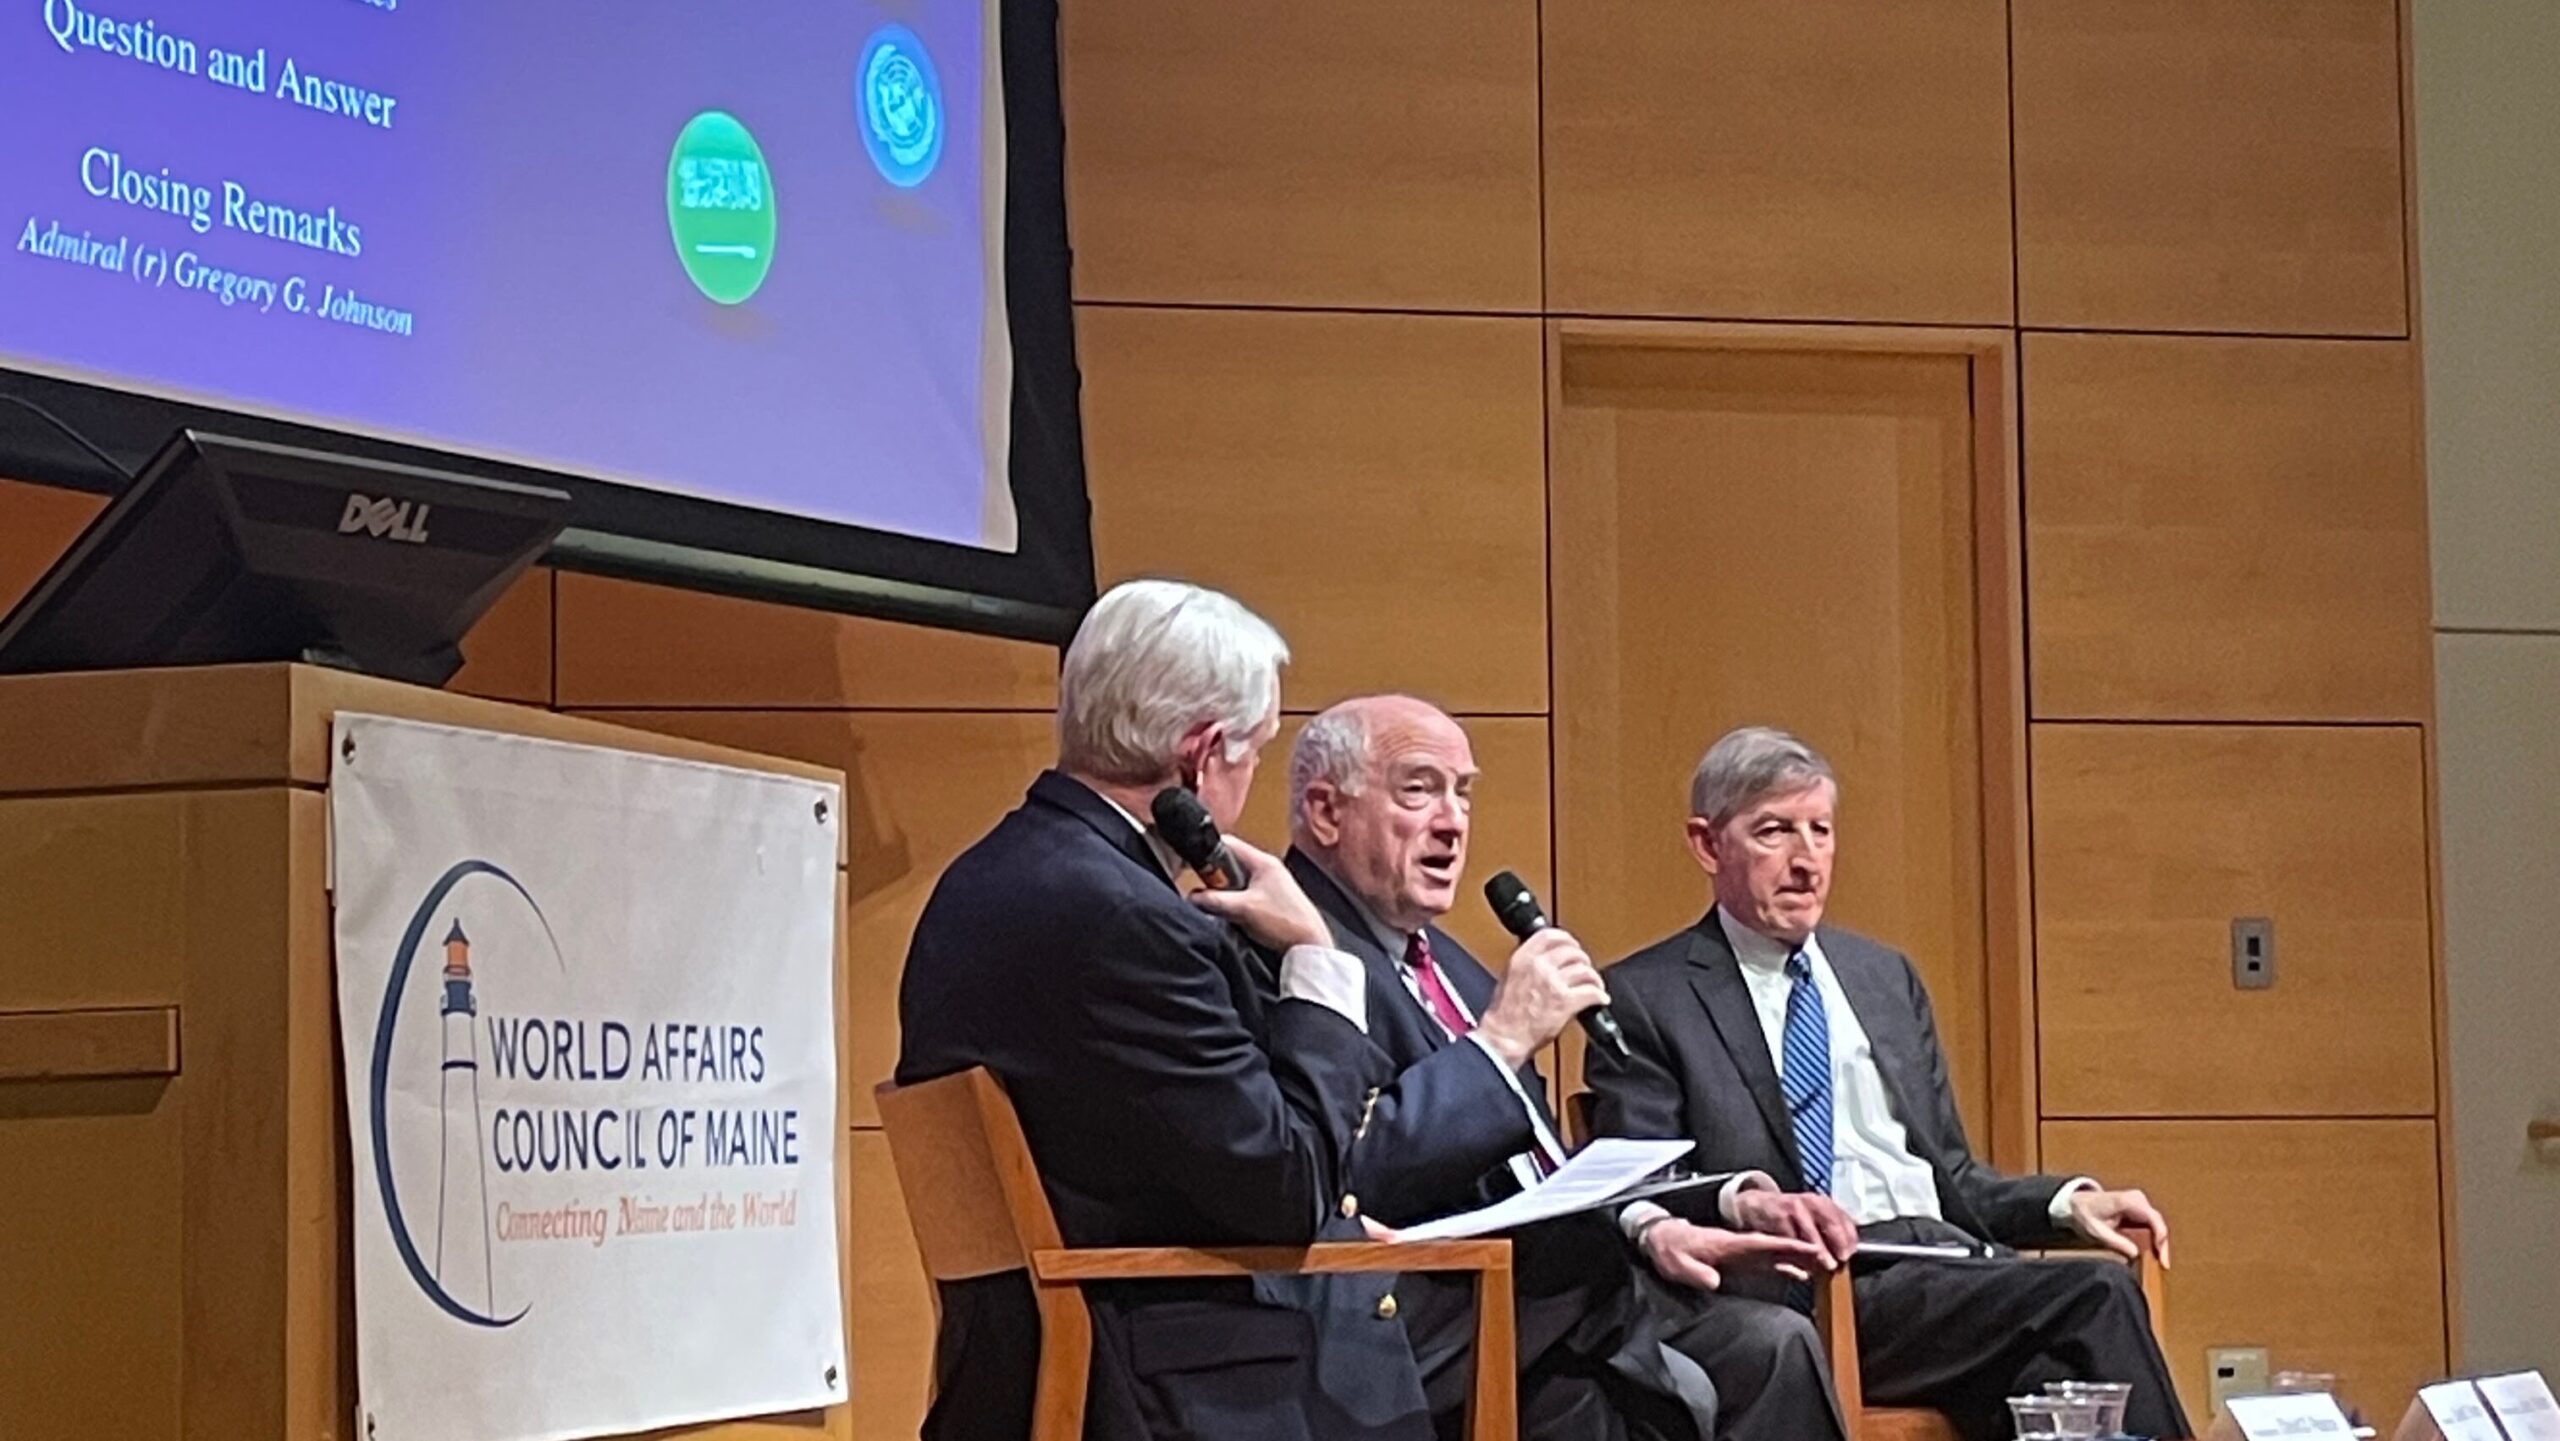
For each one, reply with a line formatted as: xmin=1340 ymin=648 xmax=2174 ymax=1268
xmin=1564 ymin=1091 xmax=2171 ymax=1441
xmin=1817 ymin=1233 xmax=2171 ymax=1441
xmin=876 ymin=1067 xmax=1519 ymax=1441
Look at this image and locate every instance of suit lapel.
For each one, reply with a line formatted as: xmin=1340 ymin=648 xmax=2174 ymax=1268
xmin=1286 ymin=849 xmax=1447 ymax=1057
xmin=1431 ymin=927 xmax=1499 ymax=1019
xmin=1427 ymin=925 xmax=1565 ymax=1137
xmin=1685 ymin=914 xmax=1798 ymax=1179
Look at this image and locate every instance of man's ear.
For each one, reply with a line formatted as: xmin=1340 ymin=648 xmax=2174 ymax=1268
xmin=1684 ymin=817 xmax=1721 ymax=878
xmin=1301 ymin=782 xmax=1345 ymax=849
xmin=1175 ymin=720 xmax=1223 ymax=788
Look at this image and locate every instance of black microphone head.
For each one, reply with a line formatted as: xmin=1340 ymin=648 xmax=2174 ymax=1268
xmin=1149 ymin=786 xmax=1224 ymax=872
xmin=1483 ymin=869 xmax=1549 ymax=939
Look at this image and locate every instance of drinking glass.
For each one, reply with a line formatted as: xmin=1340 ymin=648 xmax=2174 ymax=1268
xmin=2008 ymin=1394 xmax=2104 ymax=1440
xmin=2272 ymin=1370 xmax=2339 ymax=1396
xmin=2043 ymin=1380 xmax=2132 ymax=1436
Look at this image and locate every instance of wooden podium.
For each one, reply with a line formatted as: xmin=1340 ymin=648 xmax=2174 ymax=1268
xmin=0 ymin=664 xmax=853 ymax=1441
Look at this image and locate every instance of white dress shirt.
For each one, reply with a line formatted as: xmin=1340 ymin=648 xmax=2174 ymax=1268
xmin=1718 ymin=912 xmax=2088 ymax=1229
xmin=1092 ymin=787 xmax=1369 ymax=1035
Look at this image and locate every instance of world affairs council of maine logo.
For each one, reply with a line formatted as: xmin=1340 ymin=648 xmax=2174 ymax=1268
xmin=367 ymin=859 xmax=810 ymax=1331
xmin=367 ymin=860 xmax=554 ymax=1328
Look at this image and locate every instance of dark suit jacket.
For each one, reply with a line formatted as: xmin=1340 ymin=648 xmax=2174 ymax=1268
xmin=1586 ymin=910 xmax=2072 ymax=1249
xmin=1282 ymin=852 xmax=1546 ymax=1225
xmin=897 ymin=773 xmax=1430 ymax=1441
xmin=1288 ymin=851 xmax=1715 ymax=1439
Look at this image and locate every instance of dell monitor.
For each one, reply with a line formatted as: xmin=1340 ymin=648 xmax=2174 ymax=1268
xmin=0 ymin=431 xmax=567 ymax=687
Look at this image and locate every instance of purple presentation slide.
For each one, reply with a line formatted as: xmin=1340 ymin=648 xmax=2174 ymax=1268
xmin=3 ymin=0 xmax=1010 ymax=549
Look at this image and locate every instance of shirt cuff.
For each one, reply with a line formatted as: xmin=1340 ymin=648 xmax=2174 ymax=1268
xmin=1278 ymin=944 xmax=1369 ymax=1035
xmin=1719 ymin=1170 xmax=1778 ymax=1225
xmin=2048 ymin=1176 xmax=2099 ymax=1227
xmin=1619 ymin=1199 xmax=1670 ymax=1241
xmin=1618 ymin=1169 xmax=1777 ymax=1240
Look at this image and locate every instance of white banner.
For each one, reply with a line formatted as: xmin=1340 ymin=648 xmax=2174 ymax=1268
xmin=329 ymin=714 xmax=846 ymax=1441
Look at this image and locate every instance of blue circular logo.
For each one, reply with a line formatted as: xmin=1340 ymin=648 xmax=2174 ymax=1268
xmin=859 ymin=25 xmax=944 ymax=188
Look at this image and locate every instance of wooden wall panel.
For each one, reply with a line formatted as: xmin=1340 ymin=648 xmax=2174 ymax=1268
xmin=572 ymin=711 xmax=1051 ymax=1127
xmin=850 ymin=1131 xmax=933 ymax=1441
xmin=2014 ymin=0 xmax=2408 ymax=336
xmin=0 ymin=477 xmax=102 ymax=610
xmin=2033 ymin=725 xmax=2436 ymax=1119
xmin=1544 ymin=0 xmax=2012 ymax=325
xmin=2042 ymin=1119 xmax=2446 ymax=1424
xmin=1060 ymin=0 xmax=1541 ymax=312
xmin=2024 ymin=334 xmax=2429 ymax=722
xmin=450 ymin=571 xmax=554 ymax=707
xmin=554 ymin=574 xmax=1057 ymax=711
xmin=1082 ymin=308 xmax=1548 ymax=715
xmin=1237 ymin=715 xmax=1553 ymax=973
xmin=1552 ymin=334 xmax=1992 ymax=1134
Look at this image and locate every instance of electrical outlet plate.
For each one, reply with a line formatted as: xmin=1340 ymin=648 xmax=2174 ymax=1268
xmin=2208 ymin=1346 xmax=2272 ymax=1415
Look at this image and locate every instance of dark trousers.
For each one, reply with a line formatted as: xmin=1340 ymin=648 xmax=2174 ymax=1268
xmin=1851 ymin=1219 xmax=2190 ymax=1441
xmin=1404 ymin=1215 xmax=1718 ymax=1441
xmin=1649 ymin=1287 xmax=1850 ymax=1441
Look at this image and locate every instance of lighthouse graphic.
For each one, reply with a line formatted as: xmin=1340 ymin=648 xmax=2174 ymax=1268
xmin=435 ymin=918 xmax=497 ymax=1313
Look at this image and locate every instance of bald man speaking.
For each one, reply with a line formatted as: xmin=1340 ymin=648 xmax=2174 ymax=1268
xmin=1280 ymin=695 xmax=1846 ymax=1441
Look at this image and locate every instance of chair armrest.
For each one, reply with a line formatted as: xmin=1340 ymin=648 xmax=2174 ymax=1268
xmin=1029 ymin=1239 xmax=1521 ymax=1441
xmin=1031 ymin=1238 xmax=1510 ymax=1283
xmin=2026 ymin=1224 xmax=2164 ymax=1272
xmin=1815 ymin=1266 xmax=1865 ymax=1435
xmin=2034 ymin=1225 xmax=2162 ymax=1257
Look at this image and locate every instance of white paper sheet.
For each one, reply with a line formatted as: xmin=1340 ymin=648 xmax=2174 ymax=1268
xmin=2481 ymin=1372 xmax=2560 ymax=1441
xmin=2411 ymin=1380 xmax=2507 ymax=1441
xmin=2227 ymin=1392 xmax=2355 ymax=1439
xmin=1392 ymin=1139 xmax=1694 ymax=1241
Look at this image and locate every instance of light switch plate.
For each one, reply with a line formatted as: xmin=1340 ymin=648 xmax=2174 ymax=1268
xmin=2233 ymin=918 xmax=2276 ymax=990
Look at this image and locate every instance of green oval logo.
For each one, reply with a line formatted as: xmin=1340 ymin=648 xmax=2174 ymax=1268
xmin=667 ymin=111 xmax=776 ymax=305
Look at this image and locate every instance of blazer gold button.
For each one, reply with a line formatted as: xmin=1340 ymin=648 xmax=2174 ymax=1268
xmin=1376 ymin=1294 xmax=1398 ymax=1320
xmin=1339 ymin=1194 xmax=1359 ymax=1218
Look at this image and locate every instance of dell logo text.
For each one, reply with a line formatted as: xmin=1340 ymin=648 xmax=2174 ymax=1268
xmin=340 ymin=493 xmax=431 ymax=543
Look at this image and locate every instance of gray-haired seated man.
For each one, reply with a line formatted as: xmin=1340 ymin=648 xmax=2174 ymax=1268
xmin=1282 ymin=694 xmax=1851 ymax=1441
xmin=1585 ymin=725 xmax=2193 ymax=1441
xmin=898 ymin=582 xmax=1435 ymax=1441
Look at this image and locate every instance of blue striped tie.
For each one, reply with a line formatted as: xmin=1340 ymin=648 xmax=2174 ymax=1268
xmin=1779 ymin=949 xmax=1833 ymax=1199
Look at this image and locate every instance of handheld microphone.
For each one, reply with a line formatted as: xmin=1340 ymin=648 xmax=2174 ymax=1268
xmin=1483 ymin=869 xmax=1631 ymax=1065
xmin=1150 ymin=786 xmax=1246 ymax=891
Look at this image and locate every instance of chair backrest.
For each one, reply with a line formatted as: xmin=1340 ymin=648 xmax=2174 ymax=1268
xmin=1564 ymin=1089 xmax=1596 ymax=1151
xmin=876 ymin=1067 xmax=1067 ymax=1282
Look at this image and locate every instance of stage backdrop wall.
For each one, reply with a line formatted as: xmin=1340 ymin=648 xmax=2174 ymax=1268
xmin=0 ymin=0 xmax=2447 ymax=1431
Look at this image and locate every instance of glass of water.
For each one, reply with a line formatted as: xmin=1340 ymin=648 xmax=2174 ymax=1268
xmin=2043 ymin=1380 xmax=2132 ymax=1436
xmin=2009 ymin=1394 xmax=2104 ymax=1440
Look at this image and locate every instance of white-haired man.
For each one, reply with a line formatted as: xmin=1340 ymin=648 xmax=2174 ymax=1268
xmin=898 ymin=580 xmax=1429 ymax=1441
xmin=1283 ymin=695 xmax=1846 ymax=1441
xmin=1585 ymin=726 xmax=2191 ymax=1441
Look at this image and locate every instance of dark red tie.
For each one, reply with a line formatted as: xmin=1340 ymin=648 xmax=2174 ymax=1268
xmin=1406 ymin=933 xmax=1474 ymax=1039
xmin=1409 ymin=933 xmax=1560 ymax=1176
